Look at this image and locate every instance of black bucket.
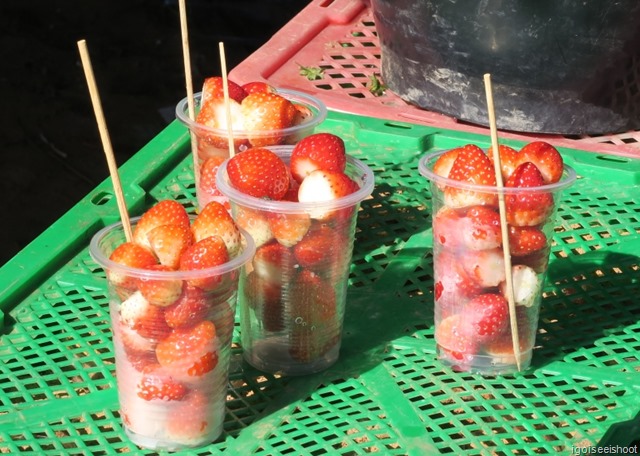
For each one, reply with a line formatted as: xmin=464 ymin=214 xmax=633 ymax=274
xmin=371 ymin=0 xmax=640 ymax=135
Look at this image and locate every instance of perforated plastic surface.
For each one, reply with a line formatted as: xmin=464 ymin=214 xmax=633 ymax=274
xmin=230 ymin=0 xmax=640 ymax=159
xmin=1 ymin=112 xmax=639 ymax=454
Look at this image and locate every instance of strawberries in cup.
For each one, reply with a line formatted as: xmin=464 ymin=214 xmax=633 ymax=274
xmin=420 ymin=142 xmax=576 ymax=374
xmin=90 ymin=200 xmax=255 ymax=450
xmin=176 ymin=76 xmax=327 ymax=210
xmin=216 ymin=134 xmax=374 ymax=375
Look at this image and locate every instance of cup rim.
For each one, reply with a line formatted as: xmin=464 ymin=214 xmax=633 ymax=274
xmin=175 ymin=88 xmax=328 ymax=138
xmin=216 ymin=145 xmax=375 ymax=213
xmin=419 ymin=149 xmax=577 ymax=194
xmin=89 ymin=216 xmax=256 ymax=280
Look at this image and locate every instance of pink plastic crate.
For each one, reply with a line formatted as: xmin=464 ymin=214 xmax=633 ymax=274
xmin=230 ymin=0 xmax=640 ymax=158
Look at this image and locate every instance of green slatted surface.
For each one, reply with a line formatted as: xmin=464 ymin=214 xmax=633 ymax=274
xmin=1 ymin=111 xmax=639 ymax=454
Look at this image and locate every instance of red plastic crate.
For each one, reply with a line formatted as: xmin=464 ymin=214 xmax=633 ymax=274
xmin=230 ymin=0 xmax=640 ymax=158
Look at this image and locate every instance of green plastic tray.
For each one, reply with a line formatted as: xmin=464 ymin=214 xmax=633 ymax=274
xmin=1 ymin=111 xmax=639 ymax=455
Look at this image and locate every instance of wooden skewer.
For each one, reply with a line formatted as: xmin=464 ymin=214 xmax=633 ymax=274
xmin=219 ymin=42 xmax=236 ymax=158
xmin=77 ymin=39 xmax=133 ymax=242
xmin=178 ymin=0 xmax=200 ymax=190
xmin=483 ymin=73 xmax=522 ymax=372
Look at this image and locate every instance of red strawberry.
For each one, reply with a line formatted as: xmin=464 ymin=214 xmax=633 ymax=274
xmin=164 ymin=285 xmax=210 ymax=328
xmin=461 ymin=205 xmax=502 ymax=250
xmin=133 ymin=200 xmax=191 ymax=250
xmin=179 ymin=236 xmax=230 ymax=290
xmin=117 ymin=317 xmax=157 ymax=359
xmin=290 ymin=133 xmax=347 ymax=183
xmin=244 ymin=270 xmax=284 ymax=332
xmin=137 ymin=364 xmax=187 ymax=401
xmin=241 ymin=81 xmax=275 ymax=95
xmin=137 ymin=264 xmax=184 ymax=307
xmin=233 ymin=206 xmax=273 ymax=248
xmin=226 ymin=147 xmax=290 ymax=200
xmin=198 ymin=155 xmax=228 ymax=206
xmin=267 ymin=212 xmax=311 ymax=248
xmin=435 ymin=313 xmax=478 ymax=363
xmin=508 ymin=225 xmax=547 ymax=256
xmin=297 ymin=169 xmax=360 ymax=220
xmin=191 ymin=201 xmax=242 ymax=257
xmin=484 ymin=305 xmax=533 ymax=361
xmin=288 ymin=270 xmax=339 ymax=363
xmin=518 ymin=141 xmax=563 ymax=184
xmin=252 ymin=241 xmax=293 ymax=284
xmin=166 ymin=391 xmax=212 ymax=443
xmin=201 ymin=76 xmax=247 ymax=105
xmin=120 ymin=291 xmax=172 ymax=341
xmin=487 ymin=144 xmax=519 ymax=181
xmin=146 ymin=223 xmax=194 ymax=270
xmin=293 ymin=225 xmax=337 ymax=269
xmin=108 ymin=241 xmax=158 ymax=289
xmin=432 ymin=148 xmax=460 ymax=179
xmin=444 ymin=144 xmax=497 ymax=208
xmin=464 ymin=293 xmax=509 ymax=343
xmin=462 ymin=248 xmax=506 ymax=288
xmin=505 ymin=162 xmax=554 ymax=226
xmin=155 ymin=320 xmax=218 ymax=377
xmin=240 ymin=92 xmax=298 ymax=147
xmin=432 ymin=206 xmax=464 ymax=248
xmin=282 ymin=176 xmax=301 ymax=202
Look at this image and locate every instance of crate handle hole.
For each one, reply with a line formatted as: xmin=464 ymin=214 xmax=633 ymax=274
xmin=383 ymin=121 xmax=412 ymax=130
xmin=596 ymin=155 xmax=629 ymax=163
xmin=91 ymin=191 xmax=113 ymax=206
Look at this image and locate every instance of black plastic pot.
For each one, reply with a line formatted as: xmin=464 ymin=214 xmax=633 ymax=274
xmin=372 ymin=0 xmax=640 ymax=134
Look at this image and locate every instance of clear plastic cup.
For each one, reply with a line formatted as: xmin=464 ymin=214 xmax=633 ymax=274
xmin=419 ymin=150 xmax=576 ymax=375
xmin=90 ymin=218 xmax=255 ymax=451
xmin=176 ymin=89 xmax=327 ymax=210
xmin=217 ymin=146 xmax=374 ymax=375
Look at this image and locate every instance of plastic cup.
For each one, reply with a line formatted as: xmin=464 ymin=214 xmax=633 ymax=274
xmin=419 ymin=150 xmax=576 ymax=375
xmin=216 ymin=146 xmax=374 ymax=375
xmin=90 ymin=218 xmax=255 ymax=451
xmin=176 ymin=89 xmax=327 ymax=210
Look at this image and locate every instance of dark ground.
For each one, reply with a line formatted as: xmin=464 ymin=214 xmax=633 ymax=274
xmin=0 ymin=0 xmax=309 ymax=266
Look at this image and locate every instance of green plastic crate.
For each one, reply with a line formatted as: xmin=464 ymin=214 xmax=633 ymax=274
xmin=1 ymin=111 xmax=639 ymax=455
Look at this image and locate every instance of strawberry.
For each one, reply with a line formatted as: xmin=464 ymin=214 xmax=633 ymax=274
xmin=435 ymin=313 xmax=478 ymax=363
xmin=226 ymin=147 xmax=290 ymax=200
xmin=444 ymin=144 xmax=497 ymax=208
xmin=282 ymin=176 xmax=301 ymax=202
xmin=267 ymin=212 xmax=311 ymax=247
xmin=240 ymin=91 xmax=298 ymax=147
xmin=191 ymin=201 xmax=242 ymax=257
xmin=508 ymin=225 xmax=547 ymax=256
xmin=288 ymin=269 xmax=339 ymax=363
xmin=166 ymin=391 xmax=211 ymax=443
xmin=198 ymin=155 xmax=228 ymax=206
xmin=244 ymin=270 xmax=284 ymax=332
xmin=464 ymin=293 xmax=509 ymax=343
xmin=505 ymin=162 xmax=554 ymax=226
xmin=164 ymin=285 xmax=210 ymax=328
xmin=155 ymin=320 xmax=218 ymax=377
xmin=433 ymin=249 xmax=482 ymax=316
xmin=499 ymin=264 xmax=541 ymax=308
xmin=195 ymin=96 xmax=248 ymax=153
xmin=484 ymin=305 xmax=533 ymax=361
xmin=518 ymin=141 xmax=563 ymax=184
xmin=241 ymin=81 xmax=275 ymax=95
xmin=120 ymin=291 xmax=172 ymax=341
xmin=107 ymin=241 xmax=158 ymax=289
xmin=297 ymin=169 xmax=360 ymax=220
xmin=133 ymin=200 xmax=191 ymax=250
xmin=233 ymin=205 xmax=273 ymax=249
xmin=432 ymin=206 xmax=464 ymax=249
xmin=137 ymin=264 xmax=184 ymax=307
xmin=462 ymin=248 xmax=506 ymax=288
xmin=146 ymin=223 xmax=194 ymax=270
xmin=290 ymin=133 xmax=347 ymax=183
xmin=461 ymin=205 xmax=502 ymax=251
xmin=252 ymin=241 xmax=294 ymax=284
xmin=210 ymin=301 xmax=235 ymax=346
xmin=432 ymin=148 xmax=460 ymax=179
xmin=179 ymin=236 xmax=230 ymax=290
xmin=293 ymin=224 xmax=337 ymax=269
xmin=487 ymin=144 xmax=519 ymax=181
xmin=137 ymin=364 xmax=187 ymax=401
xmin=117 ymin=317 xmax=157 ymax=359
xmin=201 ymin=76 xmax=247 ymax=105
